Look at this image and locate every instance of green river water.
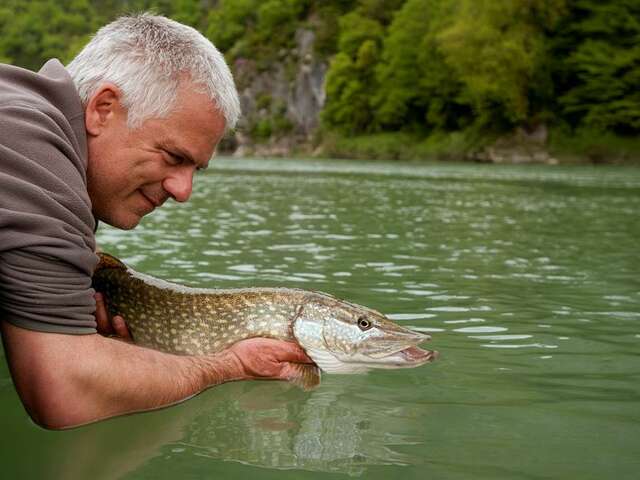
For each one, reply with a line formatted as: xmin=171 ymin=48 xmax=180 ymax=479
xmin=1 ymin=158 xmax=639 ymax=479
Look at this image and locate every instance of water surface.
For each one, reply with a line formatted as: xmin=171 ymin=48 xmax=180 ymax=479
xmin=1 ymin=158 xmax=639 ymax=479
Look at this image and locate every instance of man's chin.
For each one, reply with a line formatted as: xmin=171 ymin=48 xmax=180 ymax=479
xmin=115 ymin=220 xmax=140 ymax=231
xmin=95 ymin=212 xmax=143 ymax=230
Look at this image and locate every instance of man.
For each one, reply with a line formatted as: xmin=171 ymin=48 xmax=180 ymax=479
xmin=0 ymin=13 xmax=312 ymax=430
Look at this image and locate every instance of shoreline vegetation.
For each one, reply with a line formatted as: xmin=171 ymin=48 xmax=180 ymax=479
xmin=234 ymin=129 xmax=640 ymax=165
xmin=314 ymin=130 xmax=640 ymax=165
xmin=2 ymin=0 xmax=640 ymax=165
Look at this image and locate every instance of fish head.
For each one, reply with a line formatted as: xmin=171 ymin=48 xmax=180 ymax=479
xmin=293 ymin=294 xmax=438 ymax=374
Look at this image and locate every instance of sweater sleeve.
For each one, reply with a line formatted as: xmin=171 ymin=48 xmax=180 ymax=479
xmin=0 ymin=102 xmax=98 ymax=334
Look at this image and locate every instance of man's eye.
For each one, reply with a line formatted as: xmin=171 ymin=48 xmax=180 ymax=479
xmin=166 ymin=152 xmax=184 ymax=166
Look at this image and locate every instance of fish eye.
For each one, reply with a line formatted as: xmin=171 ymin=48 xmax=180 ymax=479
xmin=357 ymin=316 xmax=372 ymax=331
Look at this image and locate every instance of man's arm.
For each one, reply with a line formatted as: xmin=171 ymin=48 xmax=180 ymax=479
xmin=1 ymin=320 xmax=312 ymax=430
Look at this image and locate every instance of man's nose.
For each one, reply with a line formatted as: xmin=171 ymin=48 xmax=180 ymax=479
xmin=163 ymin=167 xmax=194 ymax=203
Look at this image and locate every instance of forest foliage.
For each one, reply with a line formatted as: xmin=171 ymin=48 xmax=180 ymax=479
xmin=1 ymin=0 xmax=639 ymax=150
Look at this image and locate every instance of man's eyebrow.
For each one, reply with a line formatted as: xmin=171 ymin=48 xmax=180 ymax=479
xmin=172 ymin=147 xmax=195 ymax=164
xmin=167 ymin=144 xmax=208 ymax=170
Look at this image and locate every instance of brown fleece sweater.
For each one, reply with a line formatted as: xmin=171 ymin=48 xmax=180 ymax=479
xmin=0 ymin=59 xmax=98 ymax=334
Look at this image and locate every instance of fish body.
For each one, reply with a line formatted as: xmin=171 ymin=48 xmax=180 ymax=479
xmin=93 ymin=253 xmax=437 ymax=389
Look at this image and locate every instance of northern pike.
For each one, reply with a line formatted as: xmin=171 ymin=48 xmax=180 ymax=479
xmin=92 ymin=253 xmax=438 ymax=389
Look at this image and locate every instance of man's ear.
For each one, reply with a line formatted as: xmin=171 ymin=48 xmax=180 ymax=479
xmin=85 ymin=83 xmax=125 ymax=136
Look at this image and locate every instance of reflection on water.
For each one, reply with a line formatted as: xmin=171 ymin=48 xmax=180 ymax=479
xmin=40 ymin=379 xmax=426 ymax=479
xmin=173 ymin=380 xmax=421 ymax=476
xmin=2 ymin=158 xmax=640 ymax=480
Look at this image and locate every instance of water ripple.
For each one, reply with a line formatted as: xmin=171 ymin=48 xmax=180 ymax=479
xmin=80 ymin=158 xmax=640 ymax=480
xmin=481 ymin=343 xmax=559 ymax=349
xmin=387 ymin=313 xmax=437 ymax=321
xmin=469 ymin=334 xmax=533 ymax=341
xmin=454 ymin=326 xmax=508 ymax=333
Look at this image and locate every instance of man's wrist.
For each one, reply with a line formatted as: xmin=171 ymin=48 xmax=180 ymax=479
xmin=198 ymin=349 xmax=245 ymax=386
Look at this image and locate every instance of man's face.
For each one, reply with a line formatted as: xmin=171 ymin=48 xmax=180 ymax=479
xmin=86 ymin=84 xmax=226 ymax=230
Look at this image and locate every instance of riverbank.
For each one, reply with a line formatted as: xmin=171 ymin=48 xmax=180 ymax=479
xmin=317 ymin=130 xmax=640 ymax=165
xmin=232 ymin=129 xmax=640 ymax=165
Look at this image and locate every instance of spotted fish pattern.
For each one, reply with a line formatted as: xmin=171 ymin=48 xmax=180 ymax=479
xmin=92 ymin=253 xmax=436 ymax=389
xmin=93 ymin=254 xmax=312 ymax=356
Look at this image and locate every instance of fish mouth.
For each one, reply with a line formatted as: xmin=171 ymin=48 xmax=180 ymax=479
xmin=367 ymin=329 xmax=432 ymax=359
xmin=370 ymin=346 xmax=438 ymax=369
xmin=370 ymin=328 xmax=439 ymax=367
xmin=398 ymin=346 xmax=439 ymax=364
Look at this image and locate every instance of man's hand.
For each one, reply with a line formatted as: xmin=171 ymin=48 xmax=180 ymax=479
xmin=219 ymin=338 xmax=315 ymax=382
xmin=94 ymin=292 xmax=132 ymax=341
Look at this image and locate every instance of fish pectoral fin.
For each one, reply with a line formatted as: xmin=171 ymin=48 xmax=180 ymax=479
xmin=287 ymin=363 xmax=321 ymax=391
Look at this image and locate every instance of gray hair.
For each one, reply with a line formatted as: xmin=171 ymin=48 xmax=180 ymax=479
xmin=67 ymin=13 xmax=240 ymax=130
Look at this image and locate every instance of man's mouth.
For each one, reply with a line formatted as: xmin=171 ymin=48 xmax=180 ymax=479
xmin=139 ymin=191 xmax=162 ymax=209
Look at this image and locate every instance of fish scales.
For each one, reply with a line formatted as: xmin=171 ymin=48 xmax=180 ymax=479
xmin=93 ymin=264 xmax=305 ymax=356
xmin=92 ymin=253 xmax=437 ymax=389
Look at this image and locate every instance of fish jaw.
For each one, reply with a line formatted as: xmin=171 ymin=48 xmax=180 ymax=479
xmin=363 ymin=328 xmax=431 ymax=359
xmin=304 ymin=345 xmax=438 ymax=374
xmin=371 ymin=346 xmax=439 ymax=369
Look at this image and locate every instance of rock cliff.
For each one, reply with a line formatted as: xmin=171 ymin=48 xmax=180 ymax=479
xmin=230 ymin=28 xmax=327 ymax=157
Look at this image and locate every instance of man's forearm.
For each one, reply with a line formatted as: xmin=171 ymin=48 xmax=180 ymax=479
xmin=1 ymin=321 xmax=243 ymax=429
xmin=70 ymin=336 xmax=244 ymax=424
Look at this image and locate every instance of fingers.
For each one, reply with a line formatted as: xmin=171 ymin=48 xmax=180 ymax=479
xmin=238 ymin=338 xmax=314 ymax=364
xmin=226 ymin=338 xmax=316 ymax=381
xmin=94 ymin=292 xmax=114 ymax=335
xmin=273 ymin=341 xmax=314 ymax=364
xmin=94 ymin=292 xmax=132 ymax=341
xmin=112 ymin=315 xmax=132 ymax=341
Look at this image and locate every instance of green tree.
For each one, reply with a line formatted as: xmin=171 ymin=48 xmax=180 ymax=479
xmin=337 ymin=11 xmax=383 ymax=58
xmin=373 ymin=0 xmax=466 ymax=131
xmin=554 ymin=0 xmax=640 ymax=133
xmin=321 ymin=10 xmax=384 ymax=133
xmin=322 ymin=53 xmax=369 ymax=133
xmin=0 ymin=0 xmax=98 ymax=70
xmin=205 ymin=0 xmax=259 ymax=53
xmin=311 ymin=0 xmax=359 ymax=56
xmin=255 ymin=0 xmax=308 ymax=47
xmin=205 ymin=0 xmax=309 ymax=64
xmin=436 ymin=0 xmax=566 ymax=129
